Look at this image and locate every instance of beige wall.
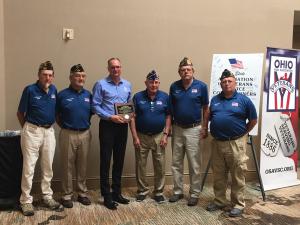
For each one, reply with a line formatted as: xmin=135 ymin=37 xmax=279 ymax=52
xmin=0 ymin=0 xmax=5 ymax=130
xmin=3 ymin=0 xmax=300 ymax=187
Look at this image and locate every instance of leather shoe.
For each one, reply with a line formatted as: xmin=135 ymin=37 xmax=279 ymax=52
xmin=136 ymin=195 xmax=146 ymax=202
xmin=112 ymin=194 xmax=130 ymax=204
xmin=206 ymin=202 xmax=225 ymax=212
xmin=104 ymin=200 xmax=118 ymax=210
xmin=229 ymin=208 xmax=243 ymax=217
xmin=78 ymin=196 xmax=91 ymax=206
xmin=169 ymin=194 xmax=184 ymax=203
xmin=187 ymin=197 xmax=198 ymax=206
xmin=61 ymin=199 xmax=73 ymax=208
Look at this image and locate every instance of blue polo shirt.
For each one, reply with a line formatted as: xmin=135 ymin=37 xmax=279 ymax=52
xmin=18 ymin=82 xmax=57 ymax=125
xmin=210 ymin=91 xmax=257 ymax=139
xmin=92 ymin=76 xmax=132 ymax=120
xmin=133 ymin=90 xmax=170 ymax=134
xmin=169 ymin=79 xmax=209 ymax=125
xmin=56 ymin=87 xmax=92 ymax=130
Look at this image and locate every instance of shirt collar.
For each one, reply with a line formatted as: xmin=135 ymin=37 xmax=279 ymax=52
xmin=220 ymin=90 xmax=237 ymax=99
xmin=106 ymin=75 xmax=123 ymax=84
xmin=68 ymin=85 xmax=83 ymax=93
xmin=144 ymin=89 xmax=159 ymax=101
xmin=35 ymin=81 xmax=52 ymax=93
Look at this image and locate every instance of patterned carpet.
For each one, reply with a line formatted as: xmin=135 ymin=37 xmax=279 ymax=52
xmin=1 ymin=183 xmax=300 ymax=225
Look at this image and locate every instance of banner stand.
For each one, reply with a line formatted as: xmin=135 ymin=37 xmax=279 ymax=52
xmin=201 ymin=135 xmax=266 ymax=202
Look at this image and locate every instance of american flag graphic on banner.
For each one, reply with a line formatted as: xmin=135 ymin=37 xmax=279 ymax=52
xmin=229 ymin=58 xmax=244 ymax=69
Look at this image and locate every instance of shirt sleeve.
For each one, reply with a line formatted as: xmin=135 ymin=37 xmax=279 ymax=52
xmin=201 ymin=83 xmax=209 ymax=106
xmin=169 ymin=85 xmax=174 ymax=117
xmin=18 ymin=86 xmax=30 ymax=113
xmin=55 ymin=92 xmax=61 ymax=116
xmin=246 ymin=98 xmax=258 ymax=121
xmin=127 ymin=83 xmax=132 ymax=103
xmin=166 ymin=94 xmax=171 ymax=115
xmin=92 ymin=81 xmax=111 ymax=119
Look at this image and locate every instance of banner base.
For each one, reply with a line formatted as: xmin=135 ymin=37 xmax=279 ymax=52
xmin=263 ymin=179 xmax=300 ymax=191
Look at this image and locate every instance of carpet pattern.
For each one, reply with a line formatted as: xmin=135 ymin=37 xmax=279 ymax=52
xmin=1 ymin=183 xmax=300 ymax=225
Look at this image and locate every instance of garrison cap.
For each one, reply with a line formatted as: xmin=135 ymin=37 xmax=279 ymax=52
xmin=220 ymin=69 xmax=235 ymax=80
xmin=70 ymin=64 xmax=85 ymax=73
xmin=179 ymin=57 xmax=193 ymax=68
xmin=38 ymin=61 xmax=54 ymax=72
xmin=146 ymin=70 xmax=159 ymax=80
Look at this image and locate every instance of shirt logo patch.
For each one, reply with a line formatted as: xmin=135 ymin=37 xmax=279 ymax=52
xmin=34 ymin=96 xmax=42 ymax=100
xmin=66 ymin=98 xmax=74 ymax=102
xmin=214 ymin=102 xmax=220 ymax=106
xmin=139 ymin=100 xmax=146 ymax=104
xmin=84 ymin=98 xmax=90 ymax=102
xmin=232 ymin=102 xmax=239 ymax=107
xmin=191 ymin=89 xmax=198 ymax=93
xmin=175 ymin=90 xmax=181 ymax=94
xmin=156 ymin=101 xmax=162 ymax=105
xmin=51 ymin=94 xmax=56 ymax=99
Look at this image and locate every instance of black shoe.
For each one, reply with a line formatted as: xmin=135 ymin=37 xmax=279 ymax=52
xmin=112 ymin=194 xmax=130 ymax=204
xmin=187 ymin=197 xmax=198 ymax=206
xmin=154 ymin=195 xmax=165 ymax=204
xmin=78 ymin=196 xmax=91 ymax=206
xmin=206 ymin=202 xmax=225 ymax=212
xmin=169 ymin=194 xmax=184 ymax=203
xmin=61 ymin=199 xmax=73 ymax=208
xmin=136 ymin=195 xmax=146 ymax=202
xmin=229 ymin=208 xmax=243 ymax=217
xmin=104 ymin=200 xmax=118 ymax=210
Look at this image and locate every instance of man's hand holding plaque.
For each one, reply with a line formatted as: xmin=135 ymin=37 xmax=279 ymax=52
xmin=114 ymin=102 xmax=135 ymax=123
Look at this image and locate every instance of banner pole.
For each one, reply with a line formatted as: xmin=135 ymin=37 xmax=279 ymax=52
xmin=249 ymin=135 xmax=266 ymax=201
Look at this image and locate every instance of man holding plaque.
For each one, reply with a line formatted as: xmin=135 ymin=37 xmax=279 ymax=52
xmin=169 ymin=57 xmax=209 ymax=206
xmin=92 ymin=58 xmax=132 ymax=210
xmin=206 ymin=69 xmax=257 ymax=217
xmin=130 ymin=70 xmax=171 ymax=203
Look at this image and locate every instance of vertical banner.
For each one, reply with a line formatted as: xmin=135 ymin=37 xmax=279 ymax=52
xmin=260 ymin=47 xmax=300 ymax=190
xmin=210 ymin=53 xmax=264 ymax=135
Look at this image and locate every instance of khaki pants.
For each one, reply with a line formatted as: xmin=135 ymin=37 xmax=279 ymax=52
xmin=211 ymin=135 xmax=248 ymax=209
xmin=135 ymin=132 xmax=165 ymax=196
xmin=20 ymin=122 xmax=56 ymax=204
xmin=171 ymin=124 xmax=201 ymax=198
xmin=59 ymin=129 xmax=91 ymax=200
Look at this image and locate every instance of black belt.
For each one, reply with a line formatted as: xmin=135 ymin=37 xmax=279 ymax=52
xmin=214 ymin=134 xmax=245 ymax=142
xmin=174 ymin=121 xmax=201 ymax=129
xmin=29 ymin=122 xmax=52 ymax=129
xmin=140 ymin=131 xmax=161 ymax=136
xmin=64 ymin=127 xmax=89 ymax=132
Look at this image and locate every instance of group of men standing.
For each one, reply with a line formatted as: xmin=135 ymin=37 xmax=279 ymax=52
xmin=17 ymin=57 xmax=257 ymax=217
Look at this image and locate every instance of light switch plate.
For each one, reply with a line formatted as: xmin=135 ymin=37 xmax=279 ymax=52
xmin=62 ymin=28 xmax=74 ymax=40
